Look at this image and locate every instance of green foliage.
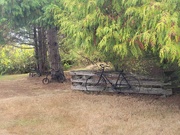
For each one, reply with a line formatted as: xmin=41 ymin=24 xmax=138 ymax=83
xmin=1 ymin=0 xmax=180 ymax=75
xmin=52 ymin=0 xmax=141 ymax=65
xmin=0 ymin=0 xmax=64 ymax=74
xmin=0 ymin=45 xmax=35 ymax=75
xmin=50 ymin=0 xmax=180 ymax=68
xmin=1 ymin=0 xmax=48 ymax=26
xmin=59 ymin=38 xmax=106 ymax=70
xmin=124 ymin=0 xmax=180 ymax=64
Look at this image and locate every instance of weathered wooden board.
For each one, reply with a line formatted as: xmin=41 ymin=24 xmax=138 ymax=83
xmin=71 ymin=78 xmax=169 ymax=87
xmin=71 ymin=85 xmax=172 ymax=95
xmin=70 ymin=70 xmax=95 ymax=76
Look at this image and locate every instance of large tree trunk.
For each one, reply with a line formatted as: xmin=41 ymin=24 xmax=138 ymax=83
xmin=33 ymin=26 xmax=48 ymax=75
xmin=47 ymin=27 xmax=65 ymax=82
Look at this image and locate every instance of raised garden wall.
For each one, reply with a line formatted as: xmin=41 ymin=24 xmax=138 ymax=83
xmin=70 ymin=70 xmax=172 ymax=96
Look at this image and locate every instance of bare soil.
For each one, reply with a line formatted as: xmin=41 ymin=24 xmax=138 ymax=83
xmin=0 ymin=74 xmax=180 ymax=135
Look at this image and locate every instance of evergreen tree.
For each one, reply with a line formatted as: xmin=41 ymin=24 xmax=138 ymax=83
xmin=0 ymin=0 xmax=65 ymax=80
xmin=52 ymin=0 xmax=180 ymax=66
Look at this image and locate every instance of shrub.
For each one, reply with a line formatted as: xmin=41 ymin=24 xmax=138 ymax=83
xmin=0 ymin=45 xmax=35 ymax=75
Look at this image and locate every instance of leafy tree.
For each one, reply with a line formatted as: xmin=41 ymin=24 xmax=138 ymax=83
xmin=52 ymin=0 xmax=180 ymax=68
xmin=123 ymin=0 xmax=180 ymax=63
xmin=0 ymin=0 xmax=49 ymax=73
xmin=1 ymin=0 xmax=180 ymax=76
xmin=41 ymin=2 xmax=65 ymax=79
xmin=0 ymin=0 xmax=65 ymax=80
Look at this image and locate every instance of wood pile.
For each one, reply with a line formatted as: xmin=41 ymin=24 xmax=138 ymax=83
xmin=70 ymin=70 xmax=172 ymax=96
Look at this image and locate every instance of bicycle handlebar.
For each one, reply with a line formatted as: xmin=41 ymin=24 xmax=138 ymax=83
xmin=99 ymin=64 xmax=124 ymax=73
xmin=100 ymin=64 xmax=110 ymax=68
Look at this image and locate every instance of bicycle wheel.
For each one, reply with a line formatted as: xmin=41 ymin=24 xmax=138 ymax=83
xmin=42 ymin=78 xmax=50 ymax=84
xmin=85 ymin=75 xmax=107 ymax=93
xmin=120 ymin=76 xmax=140 ymax=92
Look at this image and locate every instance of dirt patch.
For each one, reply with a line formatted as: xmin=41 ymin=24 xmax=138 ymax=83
xmin=0 ymin=74 xmax=180 ymax=135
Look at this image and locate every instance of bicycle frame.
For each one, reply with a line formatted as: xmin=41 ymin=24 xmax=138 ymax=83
xmin=96 ymin=67 xmax=131 ymax=89
xmin=85 ymin=64 xmax=140 ymax=92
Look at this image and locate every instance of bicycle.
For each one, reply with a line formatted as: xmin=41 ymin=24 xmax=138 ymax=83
xmin=42 ymin=68 xmax=65 ymax=84
xmin=85 ymin=64 xmax=140 ymax=93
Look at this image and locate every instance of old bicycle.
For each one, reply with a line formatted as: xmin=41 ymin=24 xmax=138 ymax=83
xmin=42 ymin=68 xmax=65 ymax=84
xmin=85 ymin=64 xmax=140 ymax=93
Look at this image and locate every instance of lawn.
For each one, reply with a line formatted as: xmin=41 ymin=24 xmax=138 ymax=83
xmin=0 ymin=74 xmax=179 ymax=135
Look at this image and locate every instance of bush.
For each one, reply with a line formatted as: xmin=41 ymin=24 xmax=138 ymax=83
xmin=0 ymin=45 xmax=35 ymax=75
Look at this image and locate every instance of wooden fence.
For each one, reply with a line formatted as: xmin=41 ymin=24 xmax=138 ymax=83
xmin=70 ymin=70 xmax=172 ymax=96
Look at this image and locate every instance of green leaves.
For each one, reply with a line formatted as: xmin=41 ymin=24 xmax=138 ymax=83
xmin=47 ymin=0 xmax=180 ymax=66
xmin=0 ymin=45 xmax=34 ymax=74
xmin=124 ymin=0 xmax=180 ymax=62
xmin=160 ymin=43 xmax=180 ymax=64
xmin=113 ymin=43 xmax=128 ymax=58
xmin=0 ymin=0 xmax=7 ymax=6
xmin=0 ymin=0 xmax=179 ymax=66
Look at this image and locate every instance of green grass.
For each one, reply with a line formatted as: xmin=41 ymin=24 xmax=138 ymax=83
xmin=0 ymin=74 xmax=27 ymax=81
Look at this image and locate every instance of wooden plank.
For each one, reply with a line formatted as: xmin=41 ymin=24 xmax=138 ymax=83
xmin=71 ymin=79 xmax=170 ymax=89
xmin=71 ymin=79 xmax=171 ymax=87
xmin=70 ymin=71 xmax=95 ymax=76
xmin=137 ymin=75 xmax=163 ymax=81
xmin=71 ymin=78 xmax=168 ymax=87
xmin=140 ymin=81 xmax=163 ymax=87
xmin=71 ymin=84 xmax=172 ymax=95
xmin=70 ymin=71 xmax=168 ymax=82
xmin=140 ymin=87 xmax=172 ymax=95
xmin=71 ymin=85 xmax=86 ymax=91
xmin=71 ymin=75 xmax=90 ymax=79
xmin=71 ymin=79 xmax=87 ymax=83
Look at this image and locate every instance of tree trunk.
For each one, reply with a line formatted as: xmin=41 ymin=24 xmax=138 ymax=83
xmin=47 ymin=27 xmax=65 ymax=81
xmin=41 ymin=27 xmax=49 ymax=72
xmin=33 ymin=26 xmax=40 ymax=73
xmin=33 ymin=26 xmax=49 ymax=75
xmin=38 ymin=27 xmax=48 ymax=74
xmin=38 ymin=27 xmax=43 ymax=74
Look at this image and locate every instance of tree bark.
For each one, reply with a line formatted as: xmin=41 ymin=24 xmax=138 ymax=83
xmin=47 ymin=27 xmax=65 ymax=81
xmin=33 ymin=26 xmax=49 ymax=75
xmin=42 ymin=27 xmax=49 ymax=72
xmin=38 ymin=27 xmax=48 ymax=74
xmin=33 ymin=26 xmax=40 ymax=72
